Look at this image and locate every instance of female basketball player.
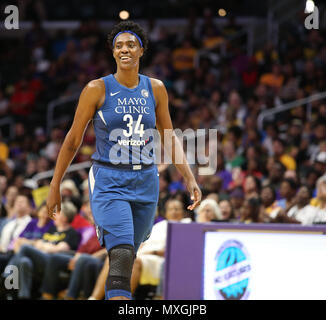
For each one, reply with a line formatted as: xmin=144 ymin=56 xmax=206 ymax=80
xmin=46 ymin=21 xmax=202 ymax=300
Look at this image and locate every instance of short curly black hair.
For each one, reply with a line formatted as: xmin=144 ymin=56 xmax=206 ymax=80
xmin=107 ymin=21 xmax=148 ymax=53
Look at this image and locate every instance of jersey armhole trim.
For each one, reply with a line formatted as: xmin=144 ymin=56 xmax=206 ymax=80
xmin=148 ymin=77 xmax=157 ymax=109
xmin=97 ymin=77 xmax=109 ymax=112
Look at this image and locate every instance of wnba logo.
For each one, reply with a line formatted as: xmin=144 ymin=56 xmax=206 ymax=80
xmin=141 ymin=89 xmax=149 ymax=98
xmin=214 ymin=240 xmax=251 ymax=300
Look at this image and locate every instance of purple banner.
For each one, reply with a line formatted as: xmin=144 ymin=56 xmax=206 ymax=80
xmin=164 ymin=222 xmax=326 ymax=300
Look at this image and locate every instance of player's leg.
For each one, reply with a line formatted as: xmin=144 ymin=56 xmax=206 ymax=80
xmin=131 ymin=201 xmax=158 ymax=253
xmin=130 ymin=201 xmax=157 ymax=294
xmin=132 ymin=165 xmax=160 ymax=252
xmin=89 ymin=166 xmax=136 ymax=300
xmin=94 ymin=200 xmax=135 ymax=300
xmin=106 ymin=243 xmax=135 ymax=300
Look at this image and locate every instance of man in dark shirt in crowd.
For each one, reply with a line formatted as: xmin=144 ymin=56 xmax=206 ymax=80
xmin=6 ymin=201 xmax=81 ymax=299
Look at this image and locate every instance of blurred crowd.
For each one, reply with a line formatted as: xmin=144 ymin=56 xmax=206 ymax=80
xmin=0 ymin=7 xmax=326 ymax=299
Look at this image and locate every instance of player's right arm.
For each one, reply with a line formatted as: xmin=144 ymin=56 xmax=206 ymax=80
xmin=46 ymin=79 xmax=105 ymax=219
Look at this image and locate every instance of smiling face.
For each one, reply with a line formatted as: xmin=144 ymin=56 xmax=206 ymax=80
xmin=112 ymin=32 xmax=144 ymax=70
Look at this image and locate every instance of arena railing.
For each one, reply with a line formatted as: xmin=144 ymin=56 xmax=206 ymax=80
xmin=257 ymin=91 xmax=326 ymax=131
xmin=46 ymin=93 xmax=80 ymax=136
xmin=32 ymin=160 xmax=92 ymax=184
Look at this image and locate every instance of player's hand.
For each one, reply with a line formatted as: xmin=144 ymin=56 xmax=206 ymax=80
xmin=185 ymin=179 xmax=202 ymax=211
xmin=46 ymin=185 xmax=61 ymax=220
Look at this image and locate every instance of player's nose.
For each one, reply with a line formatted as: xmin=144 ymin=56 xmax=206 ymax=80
xmin=120 ymin=44 xmax=129 ymax=53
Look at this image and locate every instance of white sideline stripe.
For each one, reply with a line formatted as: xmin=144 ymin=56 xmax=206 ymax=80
xmin=98 ymin=110 xmax=107 ymax=125
xmin=89 ymin=166 xmax=95 ymax=195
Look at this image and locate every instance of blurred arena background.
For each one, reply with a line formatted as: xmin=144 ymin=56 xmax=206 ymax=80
xmin=0 ymin=0 xmax=325 ymax=300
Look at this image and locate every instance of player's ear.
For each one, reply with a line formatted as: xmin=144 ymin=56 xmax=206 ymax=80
xmin=112 ymin=46 xmax=118 ymax=57
xmin=139 ymin=47 xmax=144 ymax=58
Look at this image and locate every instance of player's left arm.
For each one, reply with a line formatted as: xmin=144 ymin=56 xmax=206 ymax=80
xmin=151 ymin=78 xmax=202 ymax=210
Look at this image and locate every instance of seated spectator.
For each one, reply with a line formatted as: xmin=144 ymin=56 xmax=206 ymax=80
xmin=196 ymin=198 xmax=222 ymax=223
xmin=313 ymin=151 xmax=326 ymax=177
xmin=313 ymin=175 xmax=326 ymax=223
xmin=279 ymin=63 xmax=299 ymax=101
xmin=242 ymin=57 xmax=258 ymax=88
xmin=219 ymin=91 xmax=246 ymax=128
xmin=229 ymin=188 xmax=245 ymax=220
xmin=287 ymin=186 xmax=318 ymax=225
xmin=218 ymin=199 xmax=235 ymax=221
xmin=259 ymin=63 xmax=284 ymax=91
xmin=0 ymin=137 xmax=9 ymax=163
xmin=284 ymin=170 xmax=299 ymax=185
xmin=70 ymin=201 xmax=93 ymax=248
xmin=277 ymin=178 xmax=297 ymax=211
xmin=60 ymin=179 xmax=80 ymax=199
xmin=262 ymin=123 xmax=279 ymax=157
xmin=240 ymin=198 xmax=261 ymax=223
xmin=305 ymin=169 xmax=319 ymax=197
xmin=259 ymin=185 xmax=298 ymax=224
xmin=40 ymin=203 xmax=106 ymax=300
xmin=310 ymin=174 xmax=326 ymax=207
xmin=259 ymin=185 xmax=284 ymax=222
xmin=3 ymin=186 xmax=19 ymax=219
xmin=9 ymin=78 xmax=36 ymax=118
xmin=0 ymin=195 xmax=32 ymax=272
xmin=243 ymin=175 xmax=261 ymax=200
xmin=223 ymin=141 xmax=245 ymax=172
xmin=202 ymin=25 xmax=224 ymax=49
xmin=262 ymin=159 xmax=286 ymax=192
xmin=227 ymin=167 xmax=245 ymax=191
xmin=8 ymin=201 xmax=80 ymax=299
xmin=204 ymin=176 xmax=222 ymax=195
xmin=216 ymin=151 xmax=233 ymax=191
xmin=11 ymin=202 xmax=54 ymax=253
xmin=172 ymin=39 xmax=197 ymax=72
xmin=273 ymin=138 xmax=296 ymax=171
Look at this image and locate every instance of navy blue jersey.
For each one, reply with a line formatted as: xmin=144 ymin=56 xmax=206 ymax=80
xmin=91 ymin=74 xmax=157 ymax=165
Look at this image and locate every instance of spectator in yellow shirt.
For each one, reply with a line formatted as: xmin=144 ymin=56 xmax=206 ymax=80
xmin=260 ymin=63 xmax=284 ymax=90
xmin=0 ymin=138 xmax=8 ymax=162
xmin=172 ymin=39 xmax=197 ymax=72
xmin=310 ymin=175 xmax=326 ymax=207
xmin=273 ymin=138 xmax=296 ymax=171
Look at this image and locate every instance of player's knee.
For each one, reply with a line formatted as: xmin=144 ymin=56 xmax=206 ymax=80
xmin=107 ymin=244 xmax=135 ymax=292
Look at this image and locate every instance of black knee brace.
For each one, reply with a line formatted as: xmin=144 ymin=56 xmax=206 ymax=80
xmin=107 ymin=244 xmax=135 ymax=293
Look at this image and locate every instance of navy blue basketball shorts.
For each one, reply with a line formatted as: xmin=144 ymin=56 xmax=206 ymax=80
xmin=88 ymin=163 xmax=159 ymax=255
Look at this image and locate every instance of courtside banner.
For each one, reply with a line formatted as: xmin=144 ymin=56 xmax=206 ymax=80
xmin=165 ymin=222 xmax=326 ymax=300
xmin=203 ymin=230 xmax=326 ymax=300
